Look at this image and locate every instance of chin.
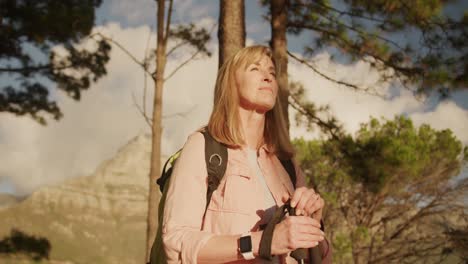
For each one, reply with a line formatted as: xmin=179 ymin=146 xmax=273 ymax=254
xmin=257 ymin=102 xmax=275 ymax=112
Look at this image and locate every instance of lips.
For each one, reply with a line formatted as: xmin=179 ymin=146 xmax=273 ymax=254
xmin=259 ymin=87 xmax=273 ymax=93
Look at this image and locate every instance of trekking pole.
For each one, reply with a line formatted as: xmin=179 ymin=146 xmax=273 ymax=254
xmin=287 ymin=205 xmax=308 ymax=264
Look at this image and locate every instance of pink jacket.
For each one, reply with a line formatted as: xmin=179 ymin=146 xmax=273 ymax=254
xmin=162 ymin=132 xmax=331 ymax=263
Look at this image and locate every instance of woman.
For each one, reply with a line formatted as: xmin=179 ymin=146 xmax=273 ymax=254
xmin=162 ymin=45 xmax=331 ymax=263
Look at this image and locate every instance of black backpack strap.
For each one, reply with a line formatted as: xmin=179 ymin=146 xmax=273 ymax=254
xmin=259 ymin=202 xmax=289 ymax=260
xmin=201 ymin=131 xmax=228 ymax=212
xmin=156 ymin=156 xmax=174 ymax=192
xmin=259 ymin=200 xmax=311 ymax=262
xmin=156 ymin=149 xmax=182 ymax=192
xmin=280 ymin=159 xmax=297 ymax=189
xmin=259 ymin=199 xmax=323 ymax=264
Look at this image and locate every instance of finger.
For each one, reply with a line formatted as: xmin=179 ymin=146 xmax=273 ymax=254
xmin=312 ymin=196 xmax=324 ymax=216
xmin=289 ymin=215 xmax=322 ymax=229
xmin=281 ymin=192 xmax=290 ymax=203
xmin=298 ymin=222 xmax=325 ymax=236
xmin=296 ymin=233 xmax=325 ymax=243
xmin=304 ymin=194 xmax=321 ymax=216
xmin=304 ymin=195 xmax=317 ymax=216
xmin=291 ymin=187 xmax=307 ymax=208
xmin=296 ymin=225 xmax=325 ymax=237
xmin=289 ymin=240 xmax=320 ymax=250
xmin=295 ymin=191 xmax=313 ymax=216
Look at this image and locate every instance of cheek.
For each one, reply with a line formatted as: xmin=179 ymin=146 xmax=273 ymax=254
xmin=239 ymin=83 xmax=252 ymax=100
xmin=272 ymin=83 xmax=279 ymax=97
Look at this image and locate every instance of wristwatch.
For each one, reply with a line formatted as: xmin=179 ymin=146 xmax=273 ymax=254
xmin=239 ymin=232 xmax=255 ymax=260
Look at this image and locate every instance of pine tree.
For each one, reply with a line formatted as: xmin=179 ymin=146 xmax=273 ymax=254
xmin=0 ymin=0 xmax=111 ymax=124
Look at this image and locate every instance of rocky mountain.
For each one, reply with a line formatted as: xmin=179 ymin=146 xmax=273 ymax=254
xmin=0 ymin=193 xmax=24 ymax=210
xmin=0 ymin=134 xmax=160 ymax=264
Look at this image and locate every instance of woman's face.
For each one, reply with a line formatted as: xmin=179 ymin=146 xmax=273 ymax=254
xmin=235 ymin=55 xmax=278 ymax=112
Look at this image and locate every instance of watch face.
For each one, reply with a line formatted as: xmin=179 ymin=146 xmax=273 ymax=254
xmin=239 ymin=236 xmax=252 ymax=253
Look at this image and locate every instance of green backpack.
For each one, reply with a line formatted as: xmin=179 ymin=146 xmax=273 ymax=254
xmin=148 ymin=131 xmax=297 ymax=264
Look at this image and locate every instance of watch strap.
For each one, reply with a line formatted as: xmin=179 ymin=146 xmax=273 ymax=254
xmin=239 ymin=232 xmax=255 ymax=260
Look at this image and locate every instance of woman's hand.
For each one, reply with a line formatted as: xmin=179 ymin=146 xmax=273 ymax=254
xmin=289 ymin=187 xmax=324 ymax=222
xmin=271 ymin=215 xmax=324 ymax=255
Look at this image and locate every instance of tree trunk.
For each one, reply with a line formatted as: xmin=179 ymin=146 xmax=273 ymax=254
xmin=218 ymin=0 xmax=245 ymax=68
xmin=146 ymin=0 xmax=167 ymax=260
xmin=270 ymin=0 xmax=289 ymax=130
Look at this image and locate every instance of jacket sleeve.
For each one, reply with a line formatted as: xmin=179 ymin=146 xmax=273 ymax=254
xmin=292 ymin=158 xmax=333 ymax=264
xmin=162 ymin=132 xmax=215 ymax=264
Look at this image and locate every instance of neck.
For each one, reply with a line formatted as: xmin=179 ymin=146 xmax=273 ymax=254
xmin=238 ymin=107 xmax=266 ymax=150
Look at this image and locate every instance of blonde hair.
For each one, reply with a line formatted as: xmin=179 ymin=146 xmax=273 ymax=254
xmin=207 ymin=45 xmax=294 ymax=159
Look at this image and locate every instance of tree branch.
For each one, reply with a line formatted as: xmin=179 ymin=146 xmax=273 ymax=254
xmin=93 ymin=32 xmax=153 ymax=77
xmin=371 ymin=237 xmax=447 ymax=264
xmin=162 ymin=105 xmax=197 ymax=119
xmin=287 ymin=22 xmax=424 ymax=83
xmin=388 ymin=196 xmax=442 ymax=241
xmin=317 ymin=11 xmax=407 ymax=52
xmin=166 ymin=40 xmax=189 ymax=58
xmin=304 ymin=1 xmax=389 ymax=24
xmin=164 ymin=22 xmax=216 ymax=81
xmin=164 ymin=49 xmax=201 ymax=81
xmin=131 ymin=90 xmax=152 ymax=129
xmin=0 ymin=64 xmax=48 ymax=73
xmin=288 ymin=93 xmax=343 ymax=141
xmin=287 ymin=51 xmax=385 ymax=97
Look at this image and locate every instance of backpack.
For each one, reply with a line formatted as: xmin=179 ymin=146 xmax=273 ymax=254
xmin=149 ymin=131 xmax=297 ymax=264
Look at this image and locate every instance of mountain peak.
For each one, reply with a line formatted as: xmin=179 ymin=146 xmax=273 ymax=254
xmin=0 ymin=133 xmax=160 ymax=263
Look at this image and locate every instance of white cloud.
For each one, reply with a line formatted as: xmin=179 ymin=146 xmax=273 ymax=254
xmin=411 ymin=101 xmax=468 ymax=143
xmin=173 ymin=0 xmax=216 ymax=23
xmin=0 ymin=24 xmax=152 ymax=194
xmin=0 ymin=22 xmax=219 ymax=195
xmin=288 ymin=53 xmax=468 ymax=143
xmin=1 ymin=23 xmax=467 ymax=195
xmin=98 ymin=0 xmax=216 ymax=28
xmin=107 ymin=0 xmax=156 ymax=25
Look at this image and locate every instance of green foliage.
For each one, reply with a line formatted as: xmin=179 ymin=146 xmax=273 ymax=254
xmin=333 ymin=233 xmax=353 ymax=263
xmin=293 ymin=115 xmax=467 ymax=263
xmin=328 ymin=116 xmax=462 ymax=193
xmin=290 ymin=81 xmax=344 ymax=139
xmin=0 ymin=229 xmax=50 ymax=261
xmin=266 ymin=0 xmax=468 ymax=94
xmin=464 ymin=146 xmax=468 ymax=162
xmin=353 ymin=225 xmax=370 ymax=242
xmin=0 ymin=0 xmax=111 ymax=124
xmin=169 ymin=24 xmax=212 ymax=57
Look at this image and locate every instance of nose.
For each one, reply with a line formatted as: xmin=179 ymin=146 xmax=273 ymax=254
xmin=262 ymin=70 xmax=272 ymax=83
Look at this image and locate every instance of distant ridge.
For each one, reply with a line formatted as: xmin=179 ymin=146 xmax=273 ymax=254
xmin=0 ymin=193 xmax=24 ymax=210
xmin=0 ymin=133 xmax=160 ymax=264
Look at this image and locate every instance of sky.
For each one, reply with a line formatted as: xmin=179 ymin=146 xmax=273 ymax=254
xmin=0 ymin=0 xmax=467 ymax=195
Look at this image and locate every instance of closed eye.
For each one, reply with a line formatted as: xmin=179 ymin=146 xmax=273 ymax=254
xmin=250 ymin=67 xmax=259 ymax=71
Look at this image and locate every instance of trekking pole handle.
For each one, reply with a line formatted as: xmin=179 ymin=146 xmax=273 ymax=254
xmin=287 ymin=205 xmax=308 ymax=264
